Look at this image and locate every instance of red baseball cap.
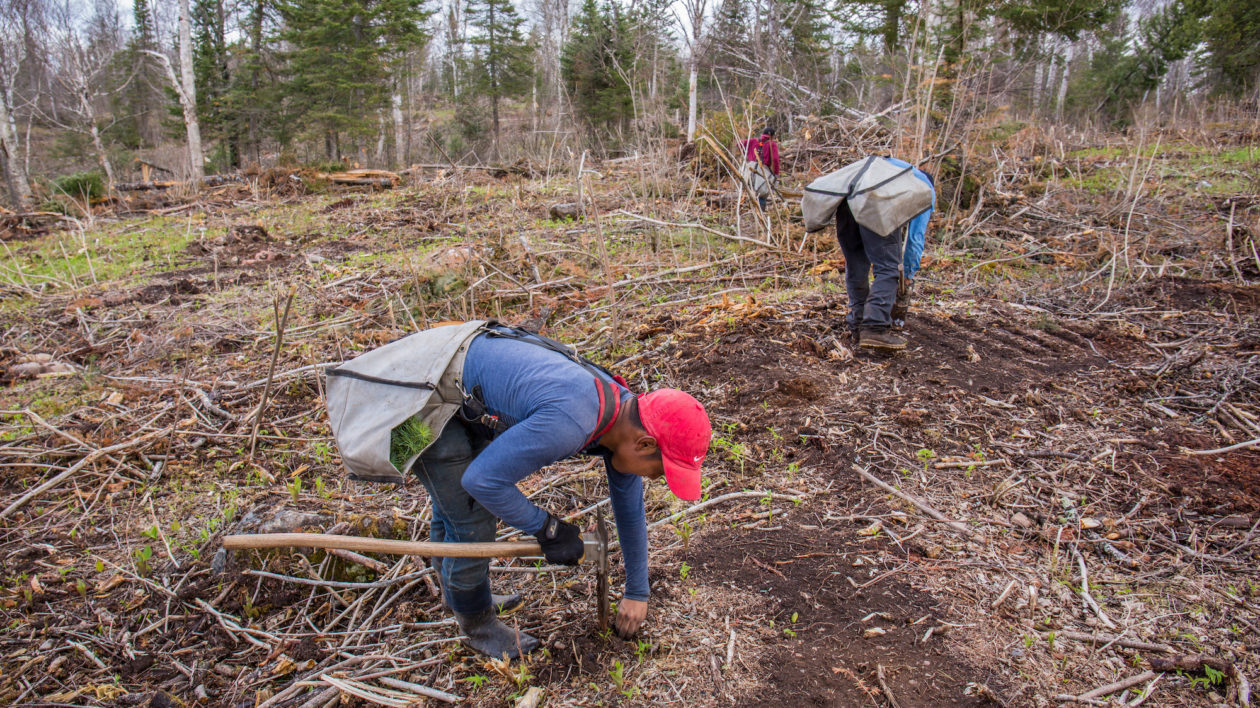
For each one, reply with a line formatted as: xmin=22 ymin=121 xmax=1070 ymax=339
xmin=637 ymin=389 xmax=711 ymax=500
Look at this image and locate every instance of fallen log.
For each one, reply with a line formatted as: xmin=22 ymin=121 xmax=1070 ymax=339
xmin=322 ymin=169 xmax=401 ymax=188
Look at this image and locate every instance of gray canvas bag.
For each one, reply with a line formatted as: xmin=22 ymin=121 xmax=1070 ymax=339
xmin=740 ymin=159 xmax=773 ymax=197
xmin=325 ymin=319 xmax=488 ymax=484
xmin=802 ymin=157 xmax=934 ymax=236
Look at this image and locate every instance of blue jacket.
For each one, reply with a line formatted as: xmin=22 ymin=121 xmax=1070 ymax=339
xmin=459 ymin=327 xmax=650 ymax=601
xmin=885 ymin=157 xmax=935 ymax=279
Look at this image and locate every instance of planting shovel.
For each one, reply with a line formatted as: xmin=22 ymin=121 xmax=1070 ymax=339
xmin=221 ymin=509 xmax=612 ymax=630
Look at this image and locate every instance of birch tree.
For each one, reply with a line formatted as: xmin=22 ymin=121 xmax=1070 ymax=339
xmin=50 ymin=0 xmax=125 ymax=189
xmin=177 ymin=0 xmax=204 ymax=178
xmin=0 ymin=1 xmax=33 ymax=207
xmin=679 ymin=0 xmax=707 ymax=142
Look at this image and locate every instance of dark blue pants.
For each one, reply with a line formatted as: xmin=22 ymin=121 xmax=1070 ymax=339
xmin=411 ymin=419 xmax=495 ymax=614
xmin=835 ymin=203 xmax=903 ymax=331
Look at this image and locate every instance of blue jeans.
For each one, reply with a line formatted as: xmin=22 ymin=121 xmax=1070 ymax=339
xmin=411 ymin=418 xmax=496 ymax=614
xmin=835 ymin=203 xmax=903 ymax=331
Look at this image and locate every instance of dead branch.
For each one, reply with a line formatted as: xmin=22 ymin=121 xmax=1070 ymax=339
xmin=853 ymin=466 xmax=984 ymax=542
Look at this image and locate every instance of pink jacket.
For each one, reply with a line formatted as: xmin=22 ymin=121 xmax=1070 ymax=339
xmin=743 ymin=134 xmax=780 ymax=175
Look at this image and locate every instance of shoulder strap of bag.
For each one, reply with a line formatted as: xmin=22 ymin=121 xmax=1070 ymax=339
xmin=586 ymin=377 xmax=621 ymax=448
xmin=481 ymin=323 xmax=632 ymax=448
xmin=481 ymin=322 xmax=632 ymax=391
xmin=803 ymin=155 xmax=881 ymax=198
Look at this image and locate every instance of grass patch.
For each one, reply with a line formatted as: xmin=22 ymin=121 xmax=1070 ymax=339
xmin=0 ymin=216 xmax=203 ymax=288
xmin=1059 ymin=140 xmax=1259 ymax=196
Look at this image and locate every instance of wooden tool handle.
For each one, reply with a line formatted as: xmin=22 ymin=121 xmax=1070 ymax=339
xmin=222 ymin=533 xmax=544 ymax=559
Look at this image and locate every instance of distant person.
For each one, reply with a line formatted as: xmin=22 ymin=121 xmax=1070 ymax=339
xmin=740 ymin=127 xmax=781 ymax=210
xmin=801 ymin=156 xmax=936 ymax=351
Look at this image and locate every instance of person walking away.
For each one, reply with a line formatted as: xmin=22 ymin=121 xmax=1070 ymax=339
xmin=324 ymin=320 xmax=712 ymax=659
xmin=800 ymin=156 xmax=935 ymax=351
xmin=740 ymin=127 xmax=781 ymax=211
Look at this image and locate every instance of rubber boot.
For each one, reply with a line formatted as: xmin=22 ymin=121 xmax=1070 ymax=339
xmin=454 ymin=609 xmax=540 ymax=660
xmin=859 ymin=328 xmax=907 ymax=351
xmin=432 ymin=557 xmax=523 ymax=613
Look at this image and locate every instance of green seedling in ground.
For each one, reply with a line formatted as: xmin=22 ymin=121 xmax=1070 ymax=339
xmin=679 ymin=562 xmax=691 ymax=580
xmin=635 ymin=639 xmax=652 ymax=661
xmin=608 ymin=660 xmax=627 ymax=690
xmin=673 ymin=519 xmax=693 ymax=549
xmin=287 ymin=476 xmax=302 ymax=502
xmin=134 ymin=545 xmax=153 ymax=576
xmin=140 ymin=525 xmax=159 ymax=541
xmin=916 ymin=448 xmax=935 ymax=471
xmin=461 ymin=674 xmax=487 ymax=690
xmin=784 ymin=611 xmax=799 ymax=637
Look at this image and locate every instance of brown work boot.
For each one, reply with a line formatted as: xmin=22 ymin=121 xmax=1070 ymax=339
xmin=859 ymin=328 xmax=907 ymax=351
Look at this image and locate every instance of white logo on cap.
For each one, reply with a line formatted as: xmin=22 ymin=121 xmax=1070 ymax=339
xmin=693 ymin=455 xmax=703 ymax=463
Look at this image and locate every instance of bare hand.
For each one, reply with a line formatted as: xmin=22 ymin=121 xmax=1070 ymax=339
xmin=615 ymin=598 xmax=647 ymax=638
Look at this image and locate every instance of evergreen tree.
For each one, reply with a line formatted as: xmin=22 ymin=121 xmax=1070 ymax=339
xmin=756 ymin=0 xmax=831 ymax=107
xmin=192 ymin=0 xmax=240 ymax=170
xmin=1071 ymin=4 xmax=1201 ymax=121
xmin=276 ymin=0 xmax=431 ymax=159
xmin=706 ymin=0 xmax=752 ymax=79
xmin=834 ymin=0 xmax=910 ymax=55
xmin=114 ymin=0 xmax=165 ymax=149
xmin=1194 ymin=0 xmax=1260 ymax=95
xmin=562 ymin=0 xmax=634 ymax=138
xmin=779 ymin=0 xmax=831 ymax=82
xmin=466 ymin=0 xmax=533 ymax=144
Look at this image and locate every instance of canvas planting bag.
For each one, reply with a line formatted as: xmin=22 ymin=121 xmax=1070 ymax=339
xmin=740 ymin=159 xmax=773 ymax=197
xmin=802 ymin=156 xmax=934 ymax=236
xmin=325 ymin=320 xmax=487 ymax=484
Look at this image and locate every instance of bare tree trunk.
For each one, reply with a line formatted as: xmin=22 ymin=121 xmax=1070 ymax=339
xmin=78 ymin=88 xmax=115 ymax=188
xmin=1056 ymin=42 xmax=1073 ymax=120
xmin=392 ymin=91 xmax=405 ymax=167
xmin=687 ymin=59 xmax=698 ymax=141
xmin=375 ymin=113 xmax=387 ymax=165
xmin=1031 ymin=36 xmax=1044 ymax=115
xmin=682 ymin=0 xmax=707 ymax=143
xmin=0 ymin=82 xmax=30 ymax=207
xmin=177 ymin=0 xmax=204 ymax=179
xmin=248 ymin=0 xmax=264 ymax=164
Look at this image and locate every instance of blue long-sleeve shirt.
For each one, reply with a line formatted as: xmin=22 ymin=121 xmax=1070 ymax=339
xmin=886 ymin=157 xmax=935 ymax=279
xmin=459 ymin=328 xmax=650 ymax=601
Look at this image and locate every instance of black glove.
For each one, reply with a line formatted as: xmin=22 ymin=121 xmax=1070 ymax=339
xmin=536 ymin=514 xmax=584 ymax=566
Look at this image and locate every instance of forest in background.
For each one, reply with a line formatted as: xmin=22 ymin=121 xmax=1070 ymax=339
xmin=0 ymin=0 xmax=1257 ymax=211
